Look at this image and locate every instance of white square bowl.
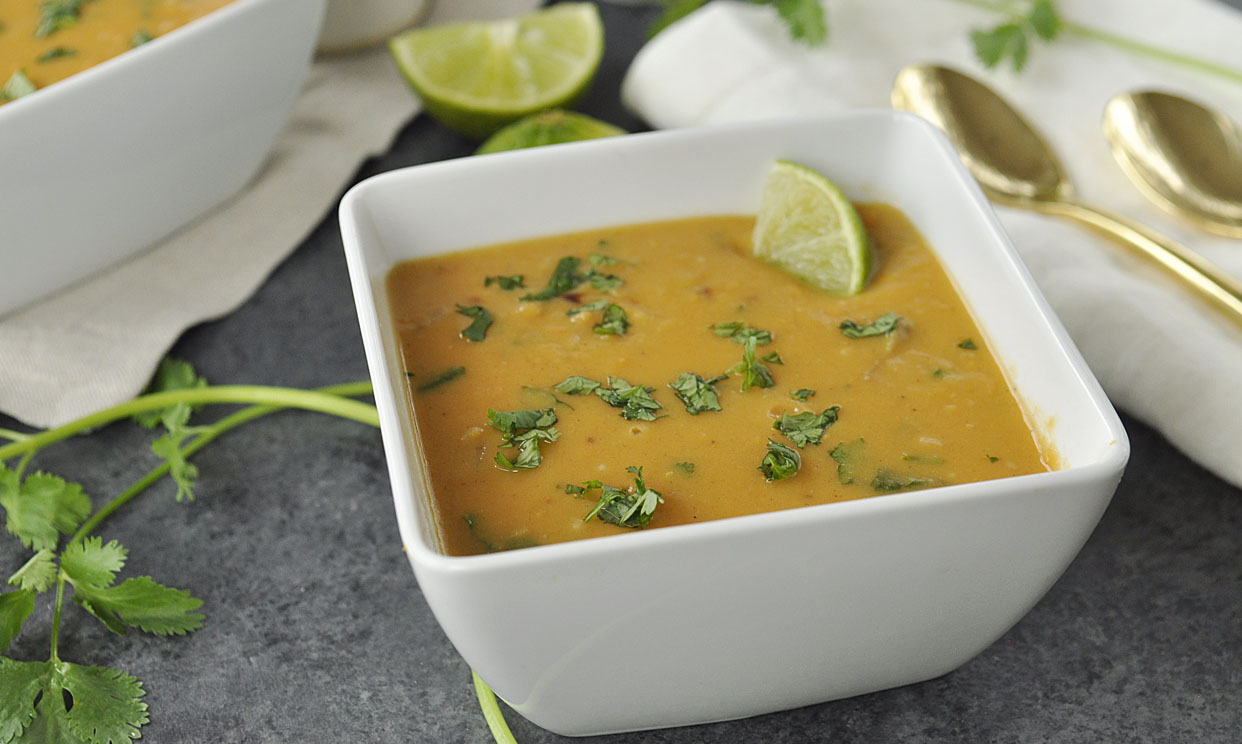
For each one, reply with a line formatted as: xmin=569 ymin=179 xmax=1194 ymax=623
xmin=340 ymin=111 xmax=1129 ymax=736
xmin=0 ymin=0 xmax=325 ymax=317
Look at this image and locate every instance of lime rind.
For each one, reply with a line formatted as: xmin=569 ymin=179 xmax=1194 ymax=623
xmin=389 ymin=3 xmax=604 ymax=140
xmin=752 ymin=159 xmax=875 ymax=295
xmin=476 ymin=110 xmax=625 ymax=154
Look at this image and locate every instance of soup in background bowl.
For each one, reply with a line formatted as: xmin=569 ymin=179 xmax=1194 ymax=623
xmin=339 ymin=111 xmax=1128 ymax=736
xmin=0 ymin=0 xmax=325 ymax=317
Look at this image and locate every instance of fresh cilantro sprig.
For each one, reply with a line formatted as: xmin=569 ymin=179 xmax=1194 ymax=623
xmin=0 ymin=370 xmax=380 ymax=744
xmin=649 ymin=0 xmax=828 ymax=46
xmin=969 ymin=0 xmax=1060 ymax=71
xmin=758 ymin=439 xmax=800 ymax=481
xmin=839 ymin=312 xmax=901 ymax=339
xmin=954 ymin=0 xmax=1242 ymax=85
xmin=567 ymin=300 xmax=630 ymax=335
xmin=667 ymin=373 xmax=724 ymax=415
xmin=456 ymin=304 xmax=494 ymax=342
xmin=726 ymin=335 xmax=776 ymax=391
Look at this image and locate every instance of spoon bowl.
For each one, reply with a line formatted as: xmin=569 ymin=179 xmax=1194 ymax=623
xmin=891 ymin=63 xmax=1242 ymax=327
xmin=1104 ymin=90 xmax=1242 ymax=238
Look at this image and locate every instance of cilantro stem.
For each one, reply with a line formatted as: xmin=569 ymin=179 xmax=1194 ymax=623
xmin=0 ymin=385 xmax=380 ymax=465
xmin=473 ymin=671 xmax=519 ymax=744
xmin=0 ymin=427 xmax=29 ymax=442
xmin=947 ymin=0 xmax=1242 ymax=85
xmin=49 ymin=578 xmax=65 ymax=662
xmin=64 ymin=382 xmax=377 ymax=547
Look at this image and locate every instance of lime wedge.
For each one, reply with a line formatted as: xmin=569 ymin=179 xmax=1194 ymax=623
xmin=476 ymin=109 xmax=625 ymax=154
xmin=752 ymin=160 xmax=876 ymax=296
xmin=388 ymin=3 xmax=604 ymax=140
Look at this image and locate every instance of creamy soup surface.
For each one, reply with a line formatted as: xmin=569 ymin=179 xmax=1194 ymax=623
xmin=387 ymin=207 xmax=1055 ymax=556
xmin=1 ymin=0 xmax=233 ymax=103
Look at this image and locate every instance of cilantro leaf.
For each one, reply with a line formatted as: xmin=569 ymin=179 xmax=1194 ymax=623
xmin=958 ymin=338 xmax=978 ymax=350
xmin=60 ymin=537 xmax=126 ymax=589
xmin=674 ymin=461 xmax=695 ymax=475
xmin=1 ymin=70 xmax=36 ymax=102
xmin=758 ymin=440 xmax=801 ymax=481
xmin=0 ymin=468 xmax=92 ymax=551
xmin=415 ymin=365 xmax=465 ymax=392
xmin=70 ymin=576 xmax=205 ymax=637
xmin=8 ymin=549 xmax=58 ymax=593
xmin=0 ymin=658 xmax=149 ymax=744
xmin=970 ymin=0 xmax=1061 ymax=71
xmin=726 ymin=336 xmax=775 ymax=391
xmin=553 ymin=375 xmax=601 ymax=395
xmin=36 ymin=47 xmax=76 ymax=62
xmin=573 ymin=466 xmax=664 ymax=528
xmin=773 ymin=0 xmax=828 ymax=45
xmin=455 ymin=304 xmax=493 ymax=342
xmin=871 ymin=468 xmax=943 ymax=493
xmin=710 ymin=321 xmax=773 ymax=345
xmin=520 ymin=256 xmax=584 ymax=301
xmin=150 ymin=432 xmax=199 ymax=503
xmin=840 ymin=312 xmax=901 ymax=339
xmin=791 ymin=388 xmax=816 ymax=401
xmin=830 ymin=438 xmax=865 ymax=485
xmin=487 ymin=408 xmax=560 ymax=470
xmin=588 ymin=254 xmax=618 ymax=267
xmin=585 ymin=270 xmax=623 ymax=291
xmin=668 ymin=373 xmax=722 ymax=415
xmin=36 ymin=0 xmax=87 ymax=37
xmin=0 ymin=589 xmax=34 ymax=654
xmin=595 ymin=377 xmax=663 ymax=421
xmin=773 ymin=406 xmax=840 ymax=448
xmin=130 ymin=29 xmax=153 ymax=47
xmin=133 ymin=357 xmax=207 ymax=429
xmin=483 ymin=274 xmax=524 ymax=290
xmin=568 ymin=301 xmax=629 ymax=335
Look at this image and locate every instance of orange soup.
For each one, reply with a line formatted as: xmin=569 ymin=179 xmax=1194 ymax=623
xmin=1 ymin=0 xmax=233 ymax=104
xmin=387 ymin=207 xmax=1054 ymax=556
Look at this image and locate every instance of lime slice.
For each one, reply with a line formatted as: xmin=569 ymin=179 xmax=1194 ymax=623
xmin=388 ymin=3 xmax=604 ymax=140
xmin=752 ymin=160 xmax=875 ymax=295
xmin=476 ymin=109 xmax=625 ymax=154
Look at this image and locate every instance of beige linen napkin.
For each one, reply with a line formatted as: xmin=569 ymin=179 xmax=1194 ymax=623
xmin=0 ymin=0 xmax=539 ymax=430
xmin=621 ymin=0 xmax=1242 ymax=488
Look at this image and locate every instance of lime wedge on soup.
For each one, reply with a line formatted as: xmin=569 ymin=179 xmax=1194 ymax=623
xmin=753 ymin=160 xmax=876 ymax=295
xmin=388 ymin=3 xmax=604 ymax=140
xmin=476 ymin=110 xmax=625 ymax=154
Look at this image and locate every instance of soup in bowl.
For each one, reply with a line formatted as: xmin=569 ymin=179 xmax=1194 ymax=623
xmin=339 ymin=111 xmax=1128 ymax=736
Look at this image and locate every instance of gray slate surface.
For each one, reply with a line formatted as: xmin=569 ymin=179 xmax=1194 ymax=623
xmin=3 ymin=3 xmax=1240 ymax=742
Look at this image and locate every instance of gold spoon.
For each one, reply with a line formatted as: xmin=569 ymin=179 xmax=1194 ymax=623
xmin=1103 ymin=90 xmax=1242 ymax=238
xmin=891 ymin=63 xmax=1242 ymax=326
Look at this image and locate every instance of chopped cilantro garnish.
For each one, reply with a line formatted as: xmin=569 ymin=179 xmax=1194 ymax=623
xmin=569 ymin=465 xmax=664 ymax=528
xmin=840 ymin=312 xmax=901 ymax=338
xmin=521 ymin=256 xmax=584 ymax=301
xmin=726 ymin=335 xmax=775 ymax=391
xmin=588 ymin=253 xmax=618 ymax=267
xmin=674 ymin=461 xmax=695 ymax=475
xmin=484 ymin=274 xmax=525 ymax=290
xmin=568 ymin=300 xmax=629 ymax=335
xmin=830 ymin=438 xmax=865 ymax=484
xmin=902 ymin=453 xmax=945 ymax=464
xmin=791 ymin=388 xmax=816 ymax=401
xmin=762 ymin=351 xmax=784 ymax=364
xmin=585 ymin=270 xmax=623 ymax=291
xmin=1 ymin=70 xmax=36 ymax=101
xmin=668 ymin=373 xmax=722 ymax=415
xmin=36 ymin=46 xmax=76 ymax=62
xmin=131 ymin=29 xmax=153 ymax=47
xmin=415 ymin=366 xmax=465 ymax=392
xmin=487 ymin=408 xmax=559 ymax=470
xmin=773 ymin=406 xmax=839 ymax=448
xmin=871 ymin=468 xmax=941 ymax=493
xmin=710 ymin=321 xmax=773 ymax=345
xmin=36 ymin=0 xmax=88 ymax=37
xmin=758 ymin=440 xmax=800 ymax=481
xmin=455 ymin=304 xmax=493 ymax=341
xmin=555 ymin=375 xmax=663 ymax=420
xmin=958 ymin=338 xmax=978 ymax=350
xmin=987 ymin=454 xmax=1000 ymax=463
xmin=933 ymin=368 xmax=945 ymax=378
xmin=553 ymin=375 xmax=601 ymax=395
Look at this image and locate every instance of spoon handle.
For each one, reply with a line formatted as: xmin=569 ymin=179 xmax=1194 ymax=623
xmin=1022 ymin=198 xmax=1242 ymax=325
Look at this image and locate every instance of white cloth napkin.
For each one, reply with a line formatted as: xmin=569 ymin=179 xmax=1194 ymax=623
xmin=621 ymin=0 xmax=1242 ymax=489
xmin=0 ymin=0 xmax=539 ymax=431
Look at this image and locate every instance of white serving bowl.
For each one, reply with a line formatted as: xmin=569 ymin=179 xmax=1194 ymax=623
xmin=0 ymin=0 xmax=325 ymax=318
xmin=340 ymin=111 xmax=1129 ymax=736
